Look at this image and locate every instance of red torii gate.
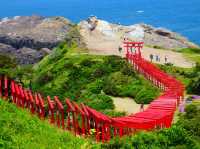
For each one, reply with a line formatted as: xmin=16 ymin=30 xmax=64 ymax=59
xmin=124 ymin=41 xmax=144 ymax=59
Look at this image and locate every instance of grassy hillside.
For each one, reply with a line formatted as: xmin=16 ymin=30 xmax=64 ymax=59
xmin=180 ymin=48 xmax=200 ymax=63
xmin=1 ymin=98 xmax=200 ymax=149
xmin=30 ymin=43 xmax=159 ymax=116
xmin=0 ymin=99 xmax=100 ymax=149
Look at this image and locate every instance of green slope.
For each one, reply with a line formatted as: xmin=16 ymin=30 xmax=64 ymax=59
xmin=30 ymin=43 xmax=159 ymax=116
xmin=0 ymin=99 xmax=99 ymax=149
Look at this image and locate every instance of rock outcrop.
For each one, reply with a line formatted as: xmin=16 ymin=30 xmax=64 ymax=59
xmin=79 ymin=16 xmax=199 ymax=50
xmin=0 ymin=16 xmax=72 ymax=64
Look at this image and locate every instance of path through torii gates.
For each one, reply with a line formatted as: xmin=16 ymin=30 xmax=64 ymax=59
xmin=0 ymin=42 xmax=184 ymax=142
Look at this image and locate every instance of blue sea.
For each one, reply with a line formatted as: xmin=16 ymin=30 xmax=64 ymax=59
xmin=0 ymin=0 xmax=200 ymax=45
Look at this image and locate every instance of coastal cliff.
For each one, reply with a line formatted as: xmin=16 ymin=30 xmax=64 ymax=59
xmin=79 ymin=16 xmax=198 ymax=50
xmin=0 ymin=16 xmax=199 ymax=65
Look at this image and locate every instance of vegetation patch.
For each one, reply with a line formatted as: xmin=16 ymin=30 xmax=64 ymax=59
xmin=30 ymin=44 xmax=159 ymax=115
xmin=179 ymin=48 xmax=200 ymax=63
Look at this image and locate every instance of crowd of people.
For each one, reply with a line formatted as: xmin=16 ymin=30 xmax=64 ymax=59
xmin=149 ymin=54 xmax=169 ymax=64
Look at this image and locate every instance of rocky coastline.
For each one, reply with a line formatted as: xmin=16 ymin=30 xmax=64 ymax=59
xmin=0 ymin=15 xmax=199 ymax=65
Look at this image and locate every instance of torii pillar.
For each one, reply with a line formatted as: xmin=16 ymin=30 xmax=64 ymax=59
xmin=123 ymin=41 xmax=144 ymax=59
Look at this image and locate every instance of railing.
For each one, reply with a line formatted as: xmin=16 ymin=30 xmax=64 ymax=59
xmin=0 ymin=47 xmax=184 ymax=142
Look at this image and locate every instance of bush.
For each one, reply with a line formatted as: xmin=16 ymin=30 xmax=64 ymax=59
xmin=80 ymin=59 xmax=96 ymax=67
xmin=80 ymin=92 xmax=114 ymax=111
xmin=135 ymin=88 xmax=158 ymax=104
xmin=121 ymin=63 xmax=136 ymax=77
xmin=0 ymin=54 xmax=17 ymax=69
xmin=178 ymin=104 xmax=200 ymax=137
xmin=103 ymin=55 xmax=126 ymax=72
xmin=36 ymin=71 xmax=54 ymax=85
xmin=102 ymin=110 xmax=126 ymax=117
xmin=187 ymin=77 xmax=200 ymax=95
xmin=86 ymin=79 xmax=103 ymax=94
xmin=103 ymin=72 xmax=131 ymax=96
xmin=0 ymin=54 xmax=17 ymax=76
xmin=184 ymin=104 xmax=198 ymax=119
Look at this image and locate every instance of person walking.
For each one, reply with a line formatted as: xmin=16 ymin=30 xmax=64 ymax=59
xmin=156 ymin=55 xmax=159 ymax=62
xmin=165 ymin=55 xmax=168 ymax=63
xmin=140 ymin=103 xmax=144 ymax=112
xmin=150 ymin=54 xmax=153 ymax=62
xmin=118 ymin=46 xmax=122 ymax=53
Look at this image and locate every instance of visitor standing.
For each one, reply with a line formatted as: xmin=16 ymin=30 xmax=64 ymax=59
xmin=156 ymin=55 xmax=159 ymax=62
xmin=140 ymin=103 xmax=144 ymax=112
xmin=118 ymin=46 xmax=122 ymax=53
xmin=150 ymin=54 xmax=153 ymax=62
xmin=165 ymin=55 xmax=168 ymax=63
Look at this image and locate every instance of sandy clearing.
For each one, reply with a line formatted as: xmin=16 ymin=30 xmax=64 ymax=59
xmin=88 ymin=43 xmax=194 ymax=68
xmin=112 ymin=97 xmax=148 ymax=115
xmin=82 ymin=29 xmax=194 ymax=68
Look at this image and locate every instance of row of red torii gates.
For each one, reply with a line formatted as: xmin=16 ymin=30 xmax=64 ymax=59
xmin=0 ymin=41 xmax=185 ymax=142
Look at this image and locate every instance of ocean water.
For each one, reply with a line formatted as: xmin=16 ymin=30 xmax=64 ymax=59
xmin=0 ymin=0 xmax=200 ymax=45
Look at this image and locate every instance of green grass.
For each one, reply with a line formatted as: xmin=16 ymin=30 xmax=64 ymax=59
xmin=179 ymin=48 xmax=200 ymax=63
xmin=0 ymin=99 xmax=100 ymax=149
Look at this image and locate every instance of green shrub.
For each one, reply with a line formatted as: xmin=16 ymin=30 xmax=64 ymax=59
xmin=103 ymin=72 xmax=131 ymax=96
xmin=80 ymin=92 xmax=114 ymax=111
xmin=86 ymin=79 xmax=104 ymax=94
xmin=0 ymin=54 xmax=17 ymax=69
xmin=80 ymin=59 xmax=96 ymax=67
xmin=178 ymin=104 xmax=200 ymax=137
xmin=0 ymin=54 xmax=17 ymax=76
xmin=103 ymin=55 xmax=126 ymax=72
xmin=187 ymin=77 xmax=200 ymax=95
xmin=135 ymin=88 xmax=158 ymax=104
xmin=121 ymin=63 xmax=136 ymax=77
xmin=184 ymin=104 xmax=198 ymax=119
xmin=102 ymin=110 xmax=126 ymax=117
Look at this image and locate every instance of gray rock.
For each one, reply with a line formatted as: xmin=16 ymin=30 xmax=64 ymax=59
xmin=0 ymin=43 xmax=45 ymax=65
xmin=40 ymin=48 xmax=52 ymax=55
xmin=141 ymin=24 xmax=199 ymax=49
xmin=16 ymin=47 xmax=45 ymax=65
xmin=0 ymin=43 xmax=16 ymax=56
xmin=0 ymin=15 xmax=72 ymax=64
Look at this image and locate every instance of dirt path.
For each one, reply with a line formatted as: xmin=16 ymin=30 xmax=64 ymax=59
xmin=88 ymin=43 xmax=194 ymax=68
xmin=112 ymin=97 xmax=148 ymax=115
xmin=82 ymin=31 xmax=194 ymax=68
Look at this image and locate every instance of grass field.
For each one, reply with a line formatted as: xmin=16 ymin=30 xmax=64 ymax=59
xmin=0 ymin=99 xmax=100 ymax=149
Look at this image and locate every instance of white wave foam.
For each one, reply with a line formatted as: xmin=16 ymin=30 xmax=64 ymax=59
xmin=136 ymin=10 xmax=144 ymax=13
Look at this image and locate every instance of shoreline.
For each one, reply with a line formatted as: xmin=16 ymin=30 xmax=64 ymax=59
xmin=1 ymin=15 xmax=200 ymax=46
